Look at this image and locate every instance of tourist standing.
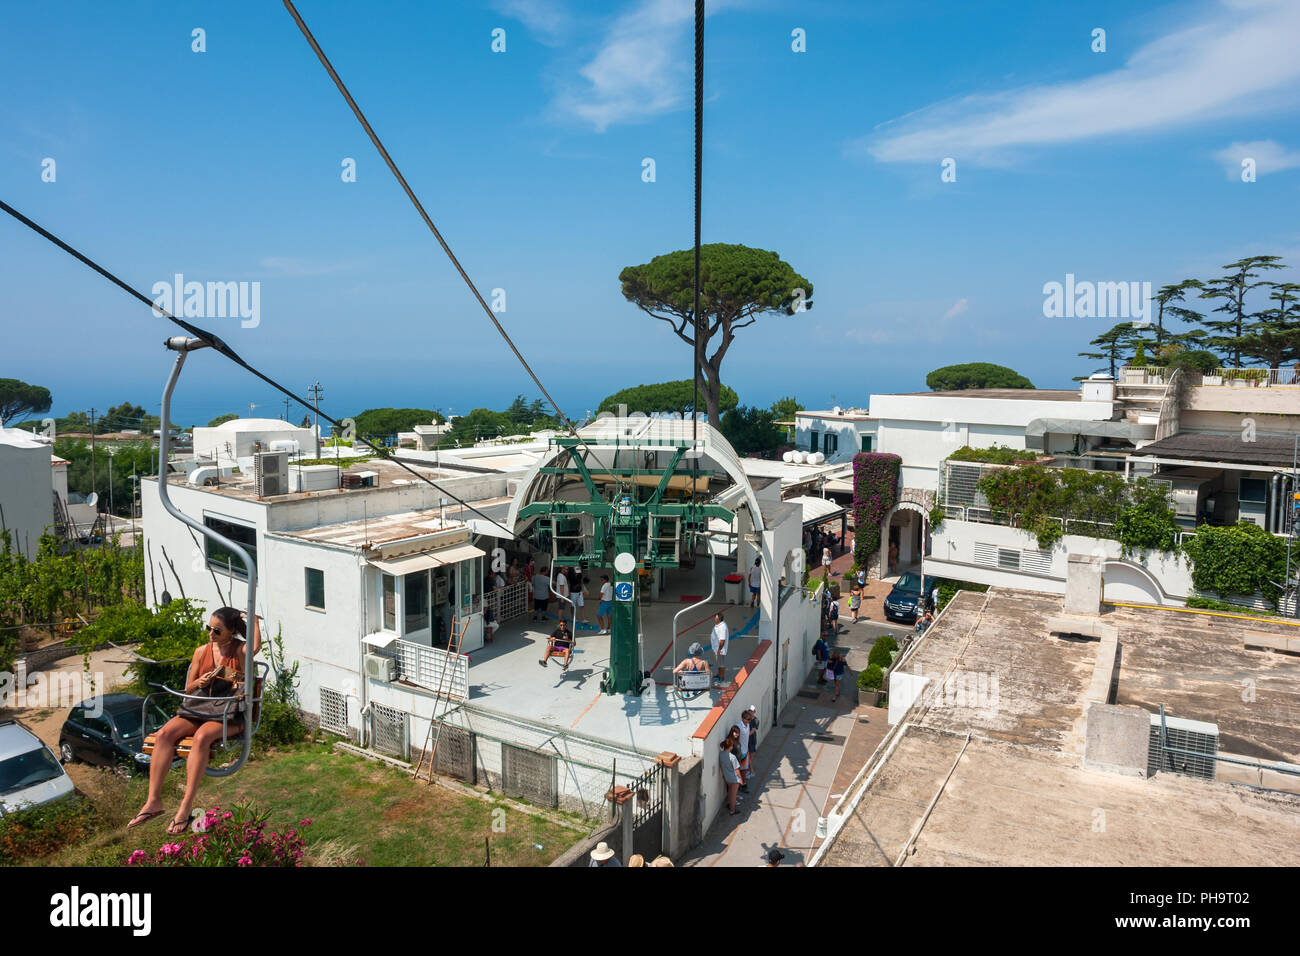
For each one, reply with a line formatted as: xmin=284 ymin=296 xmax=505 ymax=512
xmin=597 ymin=575 xmax=613 ymax=633
xmin=710 ymin=612 xmax=729 ymax=687
xmin=748 ymin=557 xmax=762 ymax=608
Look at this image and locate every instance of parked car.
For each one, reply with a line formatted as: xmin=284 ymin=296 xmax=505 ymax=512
xmin=0 ymin=719 xmax=76 ymax=816
xmin=59 ymin=694 xmax=174 ymax=775
xmin=882 ymin=572 xmax=936 ymax=624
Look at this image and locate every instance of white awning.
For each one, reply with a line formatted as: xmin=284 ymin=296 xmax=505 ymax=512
xmin=362 ymin=633 xmax=396 ymax=649
xmin=787 ymin=495 xmax=849 ymax=526
xmin=369 ymin=543 xmax=486 ymax=575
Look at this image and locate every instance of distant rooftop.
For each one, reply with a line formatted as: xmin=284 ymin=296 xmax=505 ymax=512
xmin=892 ymin=388 xmax=1082 ymax=401
xmin=1136 ymin=432 xmax=1299 ymax=469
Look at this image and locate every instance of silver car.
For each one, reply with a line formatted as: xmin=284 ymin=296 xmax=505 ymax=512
xmin=0 ymin=719 xmax=76 ymax=816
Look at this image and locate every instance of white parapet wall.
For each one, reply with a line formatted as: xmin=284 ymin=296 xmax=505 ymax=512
xmin=928 ymin=518 xmax=1193 ymax=605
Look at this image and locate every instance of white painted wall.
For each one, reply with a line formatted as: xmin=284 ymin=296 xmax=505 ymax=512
xmin=192 ymin=421 xmax=316 ymax=461
xmin=0 ymin=435 xmax=57 ymax=558
xmin=928 ymin=518 xmax=1193 ymax=604
xmin=794 ymin=414 xmax=872 ymax=463
xmin=867 ymin=393 xmax=1113 ymax=491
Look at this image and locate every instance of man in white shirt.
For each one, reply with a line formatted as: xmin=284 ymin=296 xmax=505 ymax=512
xmin=554 ymin=568 xmax=570 ymax=603
xmin=710 ymin=612 xmax=729 ymax=687
xmin=597 ymin=575 xmax=614 ymax=634
xmin=748 ymin=557 xmax=762 ymax=608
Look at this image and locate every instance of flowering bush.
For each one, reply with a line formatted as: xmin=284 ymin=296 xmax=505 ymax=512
xmin=852 ymin=453 xmax=901 ymax=569
xmin=126 ymin=802 xmax=311 ymax=867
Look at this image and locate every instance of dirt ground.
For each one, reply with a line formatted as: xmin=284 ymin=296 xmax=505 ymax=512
xmin=4 ymin=647 xmax=137 ymax=790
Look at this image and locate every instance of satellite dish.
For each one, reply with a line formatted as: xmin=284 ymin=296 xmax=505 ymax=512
xmin=614 ymin=552 xmax=637 ymax=575
xmin=85 ymin=492 xmax=99 ymax=509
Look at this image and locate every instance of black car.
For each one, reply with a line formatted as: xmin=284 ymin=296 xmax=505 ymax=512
xmin=59 ymin=694 xmax=173 ymax=775
xmin=882 ymin=572 xmax=936 ymax=624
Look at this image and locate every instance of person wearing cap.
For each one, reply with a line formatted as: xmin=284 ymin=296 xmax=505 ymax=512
xmin=589 ymin=841 xmax=621 ymax=867
xmin=672 ymin=642 xmax=711 ymax=677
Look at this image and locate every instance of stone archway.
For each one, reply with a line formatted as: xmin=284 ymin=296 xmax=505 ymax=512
xmin=876 ymin=488 xmax=934 ymax=579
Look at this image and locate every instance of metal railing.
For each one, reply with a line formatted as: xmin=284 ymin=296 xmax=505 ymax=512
xmin=1120 ymin=365 xmax=1300 ymax=388
xmin=485 ymin=580 xmax=528 ymax=624
xmin=392 ymin=639 xmax=468 ymax=700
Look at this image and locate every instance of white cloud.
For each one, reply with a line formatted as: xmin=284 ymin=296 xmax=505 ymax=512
xmin=554 ymin=0 xmax=746 ymax=131
xmin=1212 ymin=139 xmax=1300 ymax=177
xmin=940 ymin=298 xmax=969 ymax=322
xmin=857 ymin=0 xmax=1300 ymax=166
xmin=494 ymin=0 xmax=570 ymax=45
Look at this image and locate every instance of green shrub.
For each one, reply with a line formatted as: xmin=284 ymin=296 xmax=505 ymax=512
xmin=1114 ymin=480 xmax=1180 ymax=553
xmin=858 ymin=664 xmax=884 ymax=691
xmin=1030 ymin=515 xmax=1063 ymax=549
xmin=1185 ymin=595 xmax=1279 ymax=617
xmin=256 ymin=629 xmax=308 ymax=748
xmin=947 ymin=445 xmax=1040 ymax=465
xmin=0 ymin=794 xmax=97 ymax=865
xmin=867 ymin=634 xmax=897 ymax=669
xmin=1182 ymin=522 xmax=1288 ymax=608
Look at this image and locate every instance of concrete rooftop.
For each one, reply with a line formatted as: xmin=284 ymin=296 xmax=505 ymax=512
xmin=819 ymin=587 xmax=1300 ymax=866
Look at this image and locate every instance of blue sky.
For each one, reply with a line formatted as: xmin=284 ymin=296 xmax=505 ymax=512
xmin=3 ymin=0 xmax=1299 ymax=427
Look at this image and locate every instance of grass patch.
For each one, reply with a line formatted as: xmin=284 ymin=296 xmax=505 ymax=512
xmin=34 ymin=742 xmax=587 ymax=867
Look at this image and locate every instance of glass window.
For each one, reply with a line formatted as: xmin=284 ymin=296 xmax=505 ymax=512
xmin=305 ymin=567 xmax=325 ymax=609
xmin=83 ymin=715 xmax=112 ymax=736
xmin=861 ymin=435 xmax=873 ymax=452
xmin=1238 ymin=478 xmax=1267 ymax=503
xmin=824 ymin=433 xmax=838 ymax=455
xmin=111 ymin=702 xmax=169 ymax=740
xmin=809 ymin=431 xmax=818 ymax=452
xmin=404 ymin=570 xmax=430 ymax=633
xmin=204 ymin=515 xmax=258 ymax=579
xmin=0 ymin=748 xmax=64 ymax=796
xmin=382 ymin=574 xmax=396 ymax=631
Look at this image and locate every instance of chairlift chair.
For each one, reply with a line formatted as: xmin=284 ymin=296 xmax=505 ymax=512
xmin=139 ymin=337 xmax=264 ymax=777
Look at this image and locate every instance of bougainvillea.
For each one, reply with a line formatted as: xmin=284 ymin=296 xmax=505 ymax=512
xmin=125 ymin=803 xmax=310 ymax=867
xmin=852 ymin=452 xmax=901 ymax=569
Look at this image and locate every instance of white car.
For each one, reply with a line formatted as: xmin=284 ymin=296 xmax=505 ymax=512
xmin=0 ymin=719 xmax=77 ymax=816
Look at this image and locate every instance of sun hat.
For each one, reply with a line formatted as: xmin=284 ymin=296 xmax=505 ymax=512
xmin=590 ymin=842 xmax=616 ymax=862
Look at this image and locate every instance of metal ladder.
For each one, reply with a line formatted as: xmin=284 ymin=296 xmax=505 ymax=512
xmin=413 ymin=616 xmax=470 ymax=783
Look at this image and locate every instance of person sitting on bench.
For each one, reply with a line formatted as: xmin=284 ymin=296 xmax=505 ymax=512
xmin=540 ymin=618 xmax=574 ymax=669
xmin=672 ymin=643 xmax=711 ymax=678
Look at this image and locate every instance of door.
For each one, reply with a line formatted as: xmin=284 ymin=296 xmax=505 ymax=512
xmin=80 ymin=714 xmax=115 ymax=766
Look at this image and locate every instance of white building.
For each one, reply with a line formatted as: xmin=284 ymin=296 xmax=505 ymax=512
xmin=0 ymin=427 xmax=56 ymax=558
xmin=793 ymin=408 xmax=875 ymax=464
xmin=191 ymin=417 xmax=317 ymax=462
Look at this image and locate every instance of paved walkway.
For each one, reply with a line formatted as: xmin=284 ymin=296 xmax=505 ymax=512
xmin=680 ymin=658 xmax=898 ymax=867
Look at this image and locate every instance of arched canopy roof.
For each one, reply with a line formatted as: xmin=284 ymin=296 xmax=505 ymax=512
xmin=505 ymin=416 xmax=765 ymax=535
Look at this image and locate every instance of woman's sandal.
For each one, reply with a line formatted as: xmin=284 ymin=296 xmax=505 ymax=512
xmin=126 ymin=809 xmax=164 ymax=829
xmin=165 ymin=815 xmax=191 ymax=836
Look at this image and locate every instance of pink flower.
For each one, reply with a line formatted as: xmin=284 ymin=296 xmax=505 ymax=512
xmin=237 ymin=855 xmax=253 ymax=867
xmin=127 ymin=850 xmax=146 ymax=866
xmin=299 ymin=818 xmax=313 ymax=827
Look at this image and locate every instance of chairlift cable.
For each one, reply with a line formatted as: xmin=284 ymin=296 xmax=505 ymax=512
xmin=0 ymin=199 xmax=516 ymax=538
xmin=281 ymin=0 xmax=581 ymax=441
xmin=690 ymin=0 xmax=704 ymax=512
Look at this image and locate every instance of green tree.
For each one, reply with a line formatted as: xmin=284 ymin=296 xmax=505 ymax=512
xmin=596 ymin=380 xmax=739 ymax=418
xmin=1237 ymin=282 xmax=1300 ymax=369
xmin=207 ymin=413 xmax=239 ymax=427
xmin=619 ymin=244 xmax=813 ymax=427
xmin=926 ymin=363 xmax=1034 ymax=390
xmin=1079 ymin=323 xmax=1141 ymax=378
xmin=1144 ymin=280 xmax=1203 ymax=352
xmin=0 ymin=379 xmax=52 ymax=426
xmin=718 ymin=406 xmax=784 ymax=456
xmin=350 ymin=408 xmax=446 ymax=440
xmin=1196 ymin=256 xmax=1285 ymax=368
xmin=101 ymin=402 xmax=147 ymax=433
xmin=769 ymin=395 xmax=803 ymax=420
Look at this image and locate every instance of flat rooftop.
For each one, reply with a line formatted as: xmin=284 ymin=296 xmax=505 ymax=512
xmin=273 ymin=507 xmax=470 ymax=549
xmin=158 ymin=456 xmax=475 ymax=504
xmin=462 ymin=559 xmax=764 ymax=756
xmin=893 ymin=389 xmax=1082 ymax=401
xmin=820 ymin=588 xmax=1300 ymax=866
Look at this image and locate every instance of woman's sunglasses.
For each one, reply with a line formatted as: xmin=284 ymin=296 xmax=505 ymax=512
xmin=207 ymin=625 xmax=225 ymax=635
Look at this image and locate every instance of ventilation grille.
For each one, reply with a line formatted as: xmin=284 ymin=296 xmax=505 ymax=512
xmin=1147 ymin=713 xmax=1217 ymax=780
xmin=973 ymin=542 xmax=1053 ymax=575
xmin=319 ymin=687 xmax=349 ymax=737
xmin=370 ymin=702 xmax=409 ymax=760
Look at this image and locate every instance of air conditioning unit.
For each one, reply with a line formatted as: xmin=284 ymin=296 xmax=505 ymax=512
xmin=1148 ymin=712 xmax=1217 ymax=780
xmin=254 ymin=451 xmax=289 ymax=497
xmin=364 ymin=653 xmax=395 ymax=681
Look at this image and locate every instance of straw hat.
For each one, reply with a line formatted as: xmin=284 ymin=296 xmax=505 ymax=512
xmin=590 ymin=842 xmax=616 ymax=862
xmin=627 ymin=854 xmax=645 ymax=867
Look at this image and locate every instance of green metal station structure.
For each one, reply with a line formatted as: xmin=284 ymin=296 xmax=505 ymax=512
xmin=508 ymin=419 xmax=764 ymax=695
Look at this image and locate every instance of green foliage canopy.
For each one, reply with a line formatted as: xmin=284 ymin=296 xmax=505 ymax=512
xmin=925 ymin=363 xmax=1033 ymax=391
xmin=597 ymin=380 xmax=738 ymax=417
